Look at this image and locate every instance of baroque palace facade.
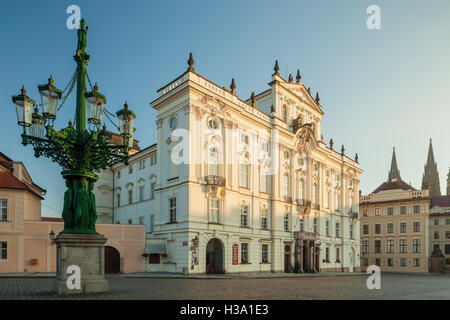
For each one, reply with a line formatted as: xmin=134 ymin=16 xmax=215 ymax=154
xmin=95 ymin=55 xmax=362 ymax=274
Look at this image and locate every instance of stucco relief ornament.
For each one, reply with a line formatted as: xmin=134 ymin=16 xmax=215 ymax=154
xmin=295 ymin=123 xmax=313 ymax=156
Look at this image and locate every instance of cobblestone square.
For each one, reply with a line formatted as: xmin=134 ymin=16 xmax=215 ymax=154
xmin=0 ymin=273 xmax=449 ymax=300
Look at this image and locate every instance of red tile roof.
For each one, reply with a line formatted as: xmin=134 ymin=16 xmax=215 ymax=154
xmin=372 ymin=179 xmax=415 ymax=194
xmin=0 ymin=170 xmax=44 ymax=199
xmin=431 ymin=195 xmax=450 ymax=208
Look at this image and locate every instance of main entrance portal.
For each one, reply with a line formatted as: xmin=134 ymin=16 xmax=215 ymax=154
xmin=206 ymin=238 xmax=224 ymax=274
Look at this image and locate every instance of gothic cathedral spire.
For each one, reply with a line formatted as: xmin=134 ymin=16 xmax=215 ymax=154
xmin=447 ymin=167 xmax=450 ymax=196
xmin=388 ymin=147 xmax=401 ymax=182
xmin=421 ymin=138 xmax=441 ymax=196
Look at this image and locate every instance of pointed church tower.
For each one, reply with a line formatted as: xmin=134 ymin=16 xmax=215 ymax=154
xmin=447 ymin=167 xmax=450 ymax=196
xmin=421 ymin=139 xmax=441 ymax=196
xmin=388 ymin=147 xmax=401 ymax=182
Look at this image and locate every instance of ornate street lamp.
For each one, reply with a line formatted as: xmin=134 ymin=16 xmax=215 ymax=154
xmin=38 ymin=75 xmax=62 ymax=121
xmin=12 ymin=18 xmax=135 ymax=235
xmin=116 ymin=102 xmax=136 ymax=148
xmin=29 ymin=108 xmax=45 ymax=139
xmin=12 ymin=86 xmax=34 ymax=127
xmin=85 ymin=83 xmax=106 ymax=127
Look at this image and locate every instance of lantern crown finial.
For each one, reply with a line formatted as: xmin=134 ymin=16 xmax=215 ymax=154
xmin=48 ymin=75 xmax=54 ymax=86
xmin=94 ymin=83 xmax=98 ymax=91
xmin=21 ymin=86 xmax=26 ymax=95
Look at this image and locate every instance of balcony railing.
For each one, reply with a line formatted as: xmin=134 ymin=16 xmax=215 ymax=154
xmin=283 ymin=196 xmax=293 ymax=203
xmin=294 ymin=231 xmax=318 ymax=241
xmin=348 ymin=210 xmax=359 ymax=219
xmin=295 ymin=199 xmax=311 ymax=207
xmin=312 ymin=203 xmax=320 ymax=210
xmin=204 ymin=175 xmax=225 ymax=186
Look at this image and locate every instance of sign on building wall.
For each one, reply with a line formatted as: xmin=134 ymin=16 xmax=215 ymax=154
xmin=232 ymin=243 xmax=239 ymax=265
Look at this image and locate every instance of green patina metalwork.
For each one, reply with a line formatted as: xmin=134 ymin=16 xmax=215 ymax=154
xmin=20 ymin=19 xmax=130 ymax=234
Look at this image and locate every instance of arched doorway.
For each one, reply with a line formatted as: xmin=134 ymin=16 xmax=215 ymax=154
xmin=206 ymin=238 xmax=224 ymax=274
xmin=105 ymin=246 xmax=121 ymax=274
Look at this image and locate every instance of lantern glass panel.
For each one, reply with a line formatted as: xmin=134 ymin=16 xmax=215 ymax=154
xmin=40 ymin=89 xmax=60 ymax=119
xmin=14 ymin=99 xmax=33 ymax=126
xmin=87 ymin=95 xmax=104 ymax=125
xmin=29 ymin=117 xmax=45 ymax=139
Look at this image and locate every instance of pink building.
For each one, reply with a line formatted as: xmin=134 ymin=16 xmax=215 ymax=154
xmin=0 ymin=152 xmax=146 ymax=274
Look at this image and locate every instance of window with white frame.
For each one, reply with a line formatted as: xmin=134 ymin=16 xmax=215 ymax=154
xmin=116 ymin=193 xmax=121 ymax=207
xmin=399 ymin=239 xmax=407 ymax=253
xmin=116 ymin=171 xmax=121 ymax=179
xmin=128 ymin=190 xmax=133 ymax=204
xmin=150 ymin=155 xmax=157 ymax=166
xmin=261 ymin=208 xmax=268 ymax=229
xmin=283 ymin=173 xmax=290 ymax=199
xmin=128 ymin=165 xmax=133 ymax=175
xmin=335 ymin=192 xmax=340 ymax=211
xmin=210 ymin=199 xmax=220 ymax=223
xmin=241 ymin=243 xmax=249 ymax=263
xmin=150 ymin=183 xmax=156 ymax=199
xmin=386 ymin=240 xmax=394 ymax=253
xmin=139 ymin=159 xmax=145 ymax=170
xmin=281 ymin=105 xmax=287 ymax=122
xmin=0 ymin=200 xmax=7 ymax=221
xmin=335 ymin=222 xmax=340 ymax=237
xmin=261 ymin=244 xmax=269 ymax=263
xmin=400 ymin=258 xmax=406 ymax=267
xmin=284 ymin=213 xmax=289 ymax=231
xmin=240 ymin=164 xmax=249 ymax=188
xmin=138 ymin=216 xmax=144 ymax=225
xmin=325 ymin=190 xmax=330 ymax=208
xmin=299 ymin=179 xmax=304 ymax=200
xmin=169 ymin=197 xmax=177 ymax=222
xmin=413 ymin=221 xmax=420 ymax=232
xmin=413 ymin=239 xmax=421 ymax=253
xmin=139 ymin=186 xmax=144 ymax=201
xmin=208 ymin=146 xmax=220 ymax=176
xmin=325 ymin=220 xmax=329 ymax=236
xmin=400 ymin=222 xmax=407 ymax=233
xmin=362 ymin=240 xmax=369 ymax=253
xmin=260 ymin=168 xmax=268 ymax=193
xmin=299 ymin=218 xmax=304 ymax=231
xmin=0 ymin=242 xmax=6 ymax=260
xmin=313 ymin=218 xmax=317 ymax=233
xmin=240 ymin=133 xmax=249 ymax=145
xmin=241 ymin=205 xmax=248 ymax=227
xmin=313 ymin=183 xmax=319 ymax=206
xmin=350 ymin=224 xmax=353 ymax=239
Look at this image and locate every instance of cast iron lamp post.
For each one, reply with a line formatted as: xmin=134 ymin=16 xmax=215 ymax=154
xmin=12 ymin=19 xmax=135 ymax=234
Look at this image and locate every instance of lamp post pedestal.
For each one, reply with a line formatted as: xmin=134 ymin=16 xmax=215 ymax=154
xmin=53 ymin=233 xmax=109 ymax=294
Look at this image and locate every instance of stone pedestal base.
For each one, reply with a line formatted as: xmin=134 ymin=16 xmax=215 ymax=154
xmin=53 ymin=233 xmax=109 ymax=294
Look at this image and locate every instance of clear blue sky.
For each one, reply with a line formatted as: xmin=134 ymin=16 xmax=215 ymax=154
xmin=1 ymin=0 xmax=449 ymax=217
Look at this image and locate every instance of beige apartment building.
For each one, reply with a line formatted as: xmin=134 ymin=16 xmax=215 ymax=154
xmin=360 ymin=148 xmax=430 ymax=272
